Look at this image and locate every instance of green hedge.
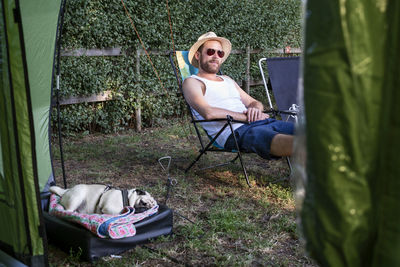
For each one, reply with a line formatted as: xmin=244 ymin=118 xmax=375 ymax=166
xmin=55 ymin=0 xmax=302 ymax=134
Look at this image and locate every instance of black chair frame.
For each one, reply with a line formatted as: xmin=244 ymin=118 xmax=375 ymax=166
xmin=169 ymin=51 xmax=252 ymax=187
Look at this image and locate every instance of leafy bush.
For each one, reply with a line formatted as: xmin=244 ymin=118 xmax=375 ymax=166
xmin=55 ymin=0 xmax=302 ymax=134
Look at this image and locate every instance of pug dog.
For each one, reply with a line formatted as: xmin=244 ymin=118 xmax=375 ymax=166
xmin=49 ymin=184 xmax=157 ymax=215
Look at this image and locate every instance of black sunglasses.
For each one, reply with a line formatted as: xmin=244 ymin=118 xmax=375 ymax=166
xmin=206 ymin=48 xmax=225 ymax=58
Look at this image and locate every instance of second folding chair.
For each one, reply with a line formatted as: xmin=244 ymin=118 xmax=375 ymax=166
xmin=258 ymin=56 xmax=300 ymax=123
xmin=258 ymin=56 xmax=301 ymax=178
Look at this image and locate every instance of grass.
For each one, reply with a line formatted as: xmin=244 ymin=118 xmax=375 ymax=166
xmin=48 ymin=118 xmax=316 ymax=266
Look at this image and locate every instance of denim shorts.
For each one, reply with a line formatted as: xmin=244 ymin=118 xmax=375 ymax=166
xmin=224 ymin=118 xmax=294 ymax=159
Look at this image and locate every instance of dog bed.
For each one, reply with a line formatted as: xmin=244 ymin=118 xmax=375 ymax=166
xmin=43 ymin=194 xmax=173 ymax=261
xmin=48 ymin=194 xmax=159 ymax=239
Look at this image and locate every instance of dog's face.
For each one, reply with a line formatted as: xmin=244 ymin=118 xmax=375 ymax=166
xmin=129 ymin=189 xmax=157 ymax=211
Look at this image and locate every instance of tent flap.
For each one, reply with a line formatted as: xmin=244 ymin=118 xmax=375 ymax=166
xmin=299 ymin=0 xmax=400 ymax=266
xmin=0 ymin=0 xmax=62 ymax=265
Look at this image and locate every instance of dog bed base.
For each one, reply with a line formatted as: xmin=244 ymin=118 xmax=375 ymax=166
xmin=44 ymin=204 xmax=173 ymax=262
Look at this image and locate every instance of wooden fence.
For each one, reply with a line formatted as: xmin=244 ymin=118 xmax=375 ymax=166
xmin=57 ymin=47 xmax=301 ymax=131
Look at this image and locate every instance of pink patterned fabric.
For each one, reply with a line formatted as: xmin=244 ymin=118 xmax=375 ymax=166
xmin=48 ymin=194 xmax=158 ymax=239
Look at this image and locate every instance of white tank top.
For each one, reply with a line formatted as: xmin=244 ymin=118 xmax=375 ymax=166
xmin=190 ymin=75 xmax=246 ymax=146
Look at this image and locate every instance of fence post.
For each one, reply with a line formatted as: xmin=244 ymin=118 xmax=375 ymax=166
xmin=135 ymin=48 xmax=142 ymax=132
xmin=245 ymin=46 xmax=251 ymax=94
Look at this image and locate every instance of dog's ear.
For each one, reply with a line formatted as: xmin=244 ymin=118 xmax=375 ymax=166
xmin=135 ymin=189 xmax=146 ymax=195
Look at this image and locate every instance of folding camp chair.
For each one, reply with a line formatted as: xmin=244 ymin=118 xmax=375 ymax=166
xmin=258 ymin=57 xmax=300 ymax=123
xmin=169 ymin=51 xmax=252 ymax=187
xmin=258 ymin=56 xmax=301 ymax=177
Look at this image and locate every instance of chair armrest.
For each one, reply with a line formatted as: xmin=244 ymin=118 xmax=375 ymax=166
xmin=279 ymin=110 xmax=298 ymax=116
xmin=264 ymin=108 xmax=297 ymax=116
xmin=192 ymin=117 xmax=248 ymax=124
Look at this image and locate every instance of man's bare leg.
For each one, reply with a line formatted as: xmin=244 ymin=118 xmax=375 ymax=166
xmin=270 ymin=134 xmax=293 ymax=156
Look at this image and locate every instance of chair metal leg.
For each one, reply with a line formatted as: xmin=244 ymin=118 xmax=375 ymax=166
xmin=286 ymin=156 xmax=292 ymax=173
xmin=187 ymin=152 xmax=250 ymax=187
xmin=186 ymin=148 xmax=250 ymax=187
xmin=198 ymin=160 xmax=235 ymax=171
xmin=236 ymin=151 xmax=251 ymax=187
xmin=186 ymin=118 xmax=251 ymax=187
xmin=227 ymin=117 xmax=251 ymax=187
xmin=187 ymin=152 xmax=242 ymax=173
xmin=185 ymin=149 xmax=207 ymax=173
xmin=270 ymin=156 xmax=292 ymax=184
xmin=230 ymin=154 xmax=239 ymax=163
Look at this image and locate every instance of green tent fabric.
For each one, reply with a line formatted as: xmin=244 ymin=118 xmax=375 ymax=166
xmin=300 ymin=0 xmax=400 ymax=266
xmin=0 ymin=0 xmax=62 ymax=265
xmin=20 ymin=0 xmax=62 ymax=191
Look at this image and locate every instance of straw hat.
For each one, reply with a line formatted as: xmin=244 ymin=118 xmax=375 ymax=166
xmin=188 ymin=32 xmax=232 ymax=68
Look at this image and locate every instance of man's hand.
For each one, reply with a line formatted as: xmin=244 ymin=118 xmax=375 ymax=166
xmin=243 ymin=108 xmax=269 ymax=122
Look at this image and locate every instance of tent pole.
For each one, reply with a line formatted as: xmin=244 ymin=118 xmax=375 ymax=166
xmin=55 ymin=0 xmax=67 ymax=189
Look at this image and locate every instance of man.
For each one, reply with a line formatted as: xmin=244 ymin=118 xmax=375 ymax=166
xmin=183 ymin=32 xmax=294 ymax=159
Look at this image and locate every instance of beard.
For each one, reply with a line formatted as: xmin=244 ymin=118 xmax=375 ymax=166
xmin=199 ymin=56 xmax=221 ymax=74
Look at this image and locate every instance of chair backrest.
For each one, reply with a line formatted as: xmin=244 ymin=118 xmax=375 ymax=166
xmin=170 ymin=50 xmax=201 ymax=117
xmin=260 ymin=57 xmax=300 ymax=122
xmin=172 ymin=51 xmax=199 ymax=85
xmin=169 ymin=51 xmax=197 ymax=116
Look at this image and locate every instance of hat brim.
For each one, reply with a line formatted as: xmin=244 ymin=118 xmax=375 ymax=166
xmin=188 ymin=37 xmax=231 ymax=68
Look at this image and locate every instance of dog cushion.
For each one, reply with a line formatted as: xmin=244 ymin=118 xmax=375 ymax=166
xmin=48 ymin=194 xmax=158 ymax=239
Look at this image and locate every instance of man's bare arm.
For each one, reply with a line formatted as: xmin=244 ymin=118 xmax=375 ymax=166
xmin=182 ymin=77 xmax=248 ymax=121
xmin=228 ymin=77 xmax=269 ymax=122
